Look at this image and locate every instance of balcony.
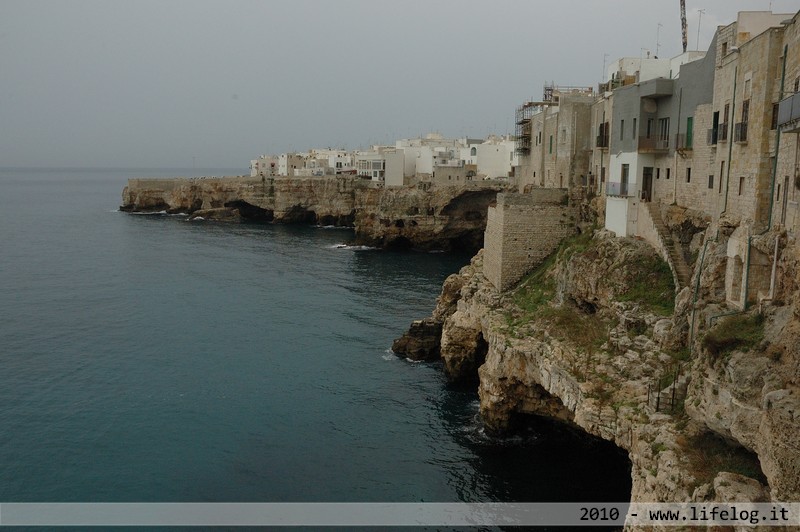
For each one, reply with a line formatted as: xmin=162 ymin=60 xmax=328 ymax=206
xmin=707 ymin=128 xmax=718 ymax=145
xmin=606 ymin=181 xmax=633 ymax=197
xmin=675 ymin=133 xmax=693 ymax=150
xmin=596 ymin=134 xmax=610 ymax=148
xmin=638 ymin=78 xmax=674 ymax=98
xmin=778 ymin=92 xmax=800 ymax=133
xmin=734 ymin=122 xmax=748 ymax=143
xmin=718 ymin=122 xmax=729 ymax=142
xmin=638 ymin=136 xmax=669 ymax=153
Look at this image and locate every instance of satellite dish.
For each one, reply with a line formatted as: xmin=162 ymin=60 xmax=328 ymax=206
xmin=642 ymin=98 xmax=658 ymax=113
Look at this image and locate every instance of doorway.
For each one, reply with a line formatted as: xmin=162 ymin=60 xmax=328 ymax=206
xmin=642 ymin=167 xmax=654 ymax=202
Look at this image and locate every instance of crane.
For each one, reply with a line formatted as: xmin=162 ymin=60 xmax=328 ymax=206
xmin=680 ymin=0 xmax=688 ymax=52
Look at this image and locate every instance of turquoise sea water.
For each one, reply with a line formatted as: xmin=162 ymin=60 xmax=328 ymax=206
xmin=0 ymin=168 xmax=630 ymax=522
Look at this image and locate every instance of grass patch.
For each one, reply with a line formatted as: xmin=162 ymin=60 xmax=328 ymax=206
xmin=681 ymin=432 xmax=766 ymax=484
xmin=537 ymin=305 xmax=610 ymax=353
xmin=508 ymin=231 xmax=594 ymax=324
xmin=616 ymin=254 xmax=675 ymax=315
xmin=701 ymin=313 xmax=765 ymax=360
xmin=651 ymin=442 xmax=668 ymax=455
xmin=505 ymin=231 xmax=618 ymax=355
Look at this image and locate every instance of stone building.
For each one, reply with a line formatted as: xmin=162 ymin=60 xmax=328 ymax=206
xmin=776 ymin=11 xmax=800 ymax=236
xmin=514 ymin=85 xmax=594 ymax=192
xmin=709 ymin=12 xmax=792 ymax=309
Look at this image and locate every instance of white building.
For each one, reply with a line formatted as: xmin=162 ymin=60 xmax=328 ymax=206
xmin=354 ymin=147 xmax=390 ymax=181
xmin=250 ymin=155 xmax=277 ymax=177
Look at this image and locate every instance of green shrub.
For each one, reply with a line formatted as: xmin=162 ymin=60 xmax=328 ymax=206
xmin=683 ymin=432 xmax=766 ymax=484
xmin=701 ymin=313 xmax=765 ymax=360
xmin=617 ymin=254 xmax=675 ymax=315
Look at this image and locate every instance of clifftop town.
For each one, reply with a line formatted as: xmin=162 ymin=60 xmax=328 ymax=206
xmin=122 ymin=8 xmax=800 ymax=514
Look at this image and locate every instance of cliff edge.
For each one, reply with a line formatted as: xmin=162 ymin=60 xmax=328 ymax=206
xmin=395 ymin=227 xmax=799 ymax=507
xmin=121 ymin=176 xmax=506 ymax=253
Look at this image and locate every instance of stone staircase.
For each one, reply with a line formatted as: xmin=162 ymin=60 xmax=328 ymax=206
xmin=645 ymin=203 xmax=692 ymax=289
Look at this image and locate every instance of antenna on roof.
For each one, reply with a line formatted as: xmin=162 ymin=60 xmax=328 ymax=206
xmin=680 ymin=0 xmax=688 ymax=52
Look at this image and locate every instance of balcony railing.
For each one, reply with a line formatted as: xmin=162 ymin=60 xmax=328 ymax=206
xmin=778 ymin=92 xmax=800 ymax=132
xmin=638 ymin=136 xmax=669 ymax=152
xmin=734 ymin=122 xmax=748 ymax=143
xmin=718 ymin=122 xmax=729 ymax=142
xmin=675 ymin=133 xmax=693 ymax=150
xmin=596 ymin=134 xmax=610 ymax=148
xmin=606 ymin=181 xmax=633 ymax=197
xmin=707 ymin=128 xmax=718 ymax=145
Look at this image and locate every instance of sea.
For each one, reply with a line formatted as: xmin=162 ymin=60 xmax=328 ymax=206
xmin=0 ymin=167 xmax=630 ymax=528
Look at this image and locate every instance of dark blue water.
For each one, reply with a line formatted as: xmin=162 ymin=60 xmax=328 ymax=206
xmin=0 ymin=168 xmax=630 ymax=511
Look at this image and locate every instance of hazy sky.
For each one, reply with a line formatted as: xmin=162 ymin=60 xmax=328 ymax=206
xmin=2 ymin=0 xmax=798 ymax=169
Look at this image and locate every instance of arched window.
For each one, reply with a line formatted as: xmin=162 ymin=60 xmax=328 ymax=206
xmin=470 ymin=147 xmax=477 ymax=156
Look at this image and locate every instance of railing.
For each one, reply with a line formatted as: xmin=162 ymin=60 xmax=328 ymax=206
xmin=638 ymin=136 xmax=669 ymax=152
xmin=718 ymin=122 xmax=729 ymax=142
xmin=778 ymin=92 xmax=800 ymax=130
xmin=596 ymin=134 xmax=609 ymax=148
xmin=675 ymin=133 xmax=693 ymax=150
xmin=734 ymin=122 xmax=748 ymax=143
xmin=606 ymin=181 xmax=633 ymax=197
xmin=647 ymin=363 xmax=686 ymax=414
xmin=707 ymin=128 xmax=718 ymax=145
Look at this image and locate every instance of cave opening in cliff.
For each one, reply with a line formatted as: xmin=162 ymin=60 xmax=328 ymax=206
xmin=223 ymin=200 xmax=274 ymax=222
xmin=386 ymin=236 xmax=413 ymax=250
xmin=282 ymin=205 xmax=317 ymax=224
xmin=479 ymin=412 xmax=633 ymax=504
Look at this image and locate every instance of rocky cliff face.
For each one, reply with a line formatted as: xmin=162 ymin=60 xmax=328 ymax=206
xmin=121 ymin=176 xmax=504 ymax=252
xmin=395 ymin=227 xmax=800 ymax=507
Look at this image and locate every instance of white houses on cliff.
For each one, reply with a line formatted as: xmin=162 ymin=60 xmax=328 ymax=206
xmin=251 ymin=133 xmax=517 ymax=186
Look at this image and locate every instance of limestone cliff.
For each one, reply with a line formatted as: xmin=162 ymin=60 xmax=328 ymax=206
xmin=395 ymin=227 xmax=800 ymax=508
xmin=121 ymin=176 xmax=504 ymax=252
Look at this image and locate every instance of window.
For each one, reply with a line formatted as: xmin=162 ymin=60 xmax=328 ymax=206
xmin=621 ymin=164 xmax=630 ymax=195
xmin=719 ymin=161 xmax=725 ymax=192
xmin=646 ymin=118 xmax=654 ymax=138
xmin=722 ymin=41 xmax=728 ymax=56
xmin=658 ymin=117 xmax=670 ymax=140
xmin=686 ymin=116 xmax=693 ymax=148
xmin=738 ymin=176 xmax=745 ymax=195
xmin=656 ymin=168 xmax=661 ymax=180
xmin=686 ymin=167 xmax=692 ymax=183
xmin=736 ymin=100 xmax=750 ymax=142
xmin=470 ymin=147 xmax=477 ymax=156
xmin=720 ymin=104 xmax=730 ymax=141
xmin=620 ymin=119 xmax=625 ymax=141
xmin=632 ymin=118 xmax=637 ymax=140
xmin=772 ymin=104 xmax=779 ymax=130
xmin=549 ymin=135 xmax=553 ymax=154
xmin=708 ymin=175 xmax=714 ymax=189
xmin=666 ymin=168 xmax=671 ymax=180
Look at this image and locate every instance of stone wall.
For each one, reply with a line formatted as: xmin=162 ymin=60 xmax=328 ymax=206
xmin=483 ymin=189 xmax=575 ymax=291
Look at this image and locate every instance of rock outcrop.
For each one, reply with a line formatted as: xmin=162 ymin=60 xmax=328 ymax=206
xmin=121 ymin=176 xmax=505 ymax=253
xmin=396 ymin=226 xmax=800 ymax=509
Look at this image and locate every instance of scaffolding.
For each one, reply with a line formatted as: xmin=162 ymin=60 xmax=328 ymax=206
xmin=515 ymin=84 xmax=595 ymax=156
xmin=514 ymin=102 xmax=538 ymax=156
